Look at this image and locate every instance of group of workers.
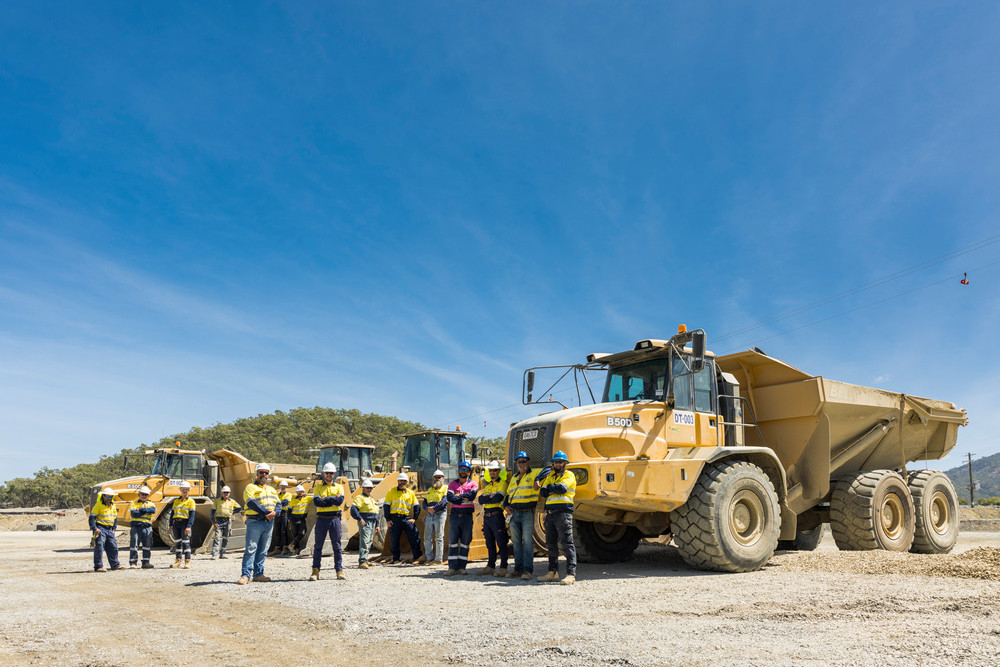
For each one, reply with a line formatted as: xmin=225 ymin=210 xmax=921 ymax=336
xmin=89 ymin=449 xmax=578 ymax=585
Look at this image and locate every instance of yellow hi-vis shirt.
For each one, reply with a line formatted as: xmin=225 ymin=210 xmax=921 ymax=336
xmin=424 ymin=486 xmax=446 ymax=504
xmin=129 ymin=500 xmax=156 ymax=525
xmin=213 ymin=497 xmax=239 ymax=519
xmin=506 ymin=468 xmax=540 ymax=510
xmin=244 ymin=483 xmax=279 ymax=517
xmin=351 ymin=493 xmax=379 ymax=516
xmin=90 ymin=498 xmax=117 ymax=527
xmin=277 ymin=490 xmax=292 ymax=511
xmin=539 ymin=469 xmax=576 ymax=510
xmin=385 ymin=487 xmax=418 ymax=516
xmin=312 ymin=481 xmax=345 ymax=516
xmin=288 ymin=495 xmax=311 ymax=516
xmin=479 ymin=476 xmax=508 ymax=510
xmin=171 ymin=497 xmax=196 ymax=521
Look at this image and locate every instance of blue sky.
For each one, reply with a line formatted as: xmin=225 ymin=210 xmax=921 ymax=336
xmin=2 ymin=3 xmax=999 ymax=482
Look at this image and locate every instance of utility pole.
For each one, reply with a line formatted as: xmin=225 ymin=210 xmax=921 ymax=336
xmin=967 ymin=453 xmax=976 ymax=506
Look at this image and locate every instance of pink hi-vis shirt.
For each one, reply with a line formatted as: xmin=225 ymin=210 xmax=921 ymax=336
xmin=447 ymin=479 xmax=478 ymax=511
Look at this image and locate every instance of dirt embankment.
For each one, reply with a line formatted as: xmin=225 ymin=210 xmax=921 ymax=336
xmin=0 ymin=508 xmax=89 ymax=531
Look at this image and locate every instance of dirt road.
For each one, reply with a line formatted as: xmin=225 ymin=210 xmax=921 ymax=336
xmin=1 ymin=530 xmax=998 ymax=666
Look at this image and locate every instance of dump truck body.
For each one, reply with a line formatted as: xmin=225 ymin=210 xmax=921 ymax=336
xmin=508 ymin=330 xmax=967 ymax=570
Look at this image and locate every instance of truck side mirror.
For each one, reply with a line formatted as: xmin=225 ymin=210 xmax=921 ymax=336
xmin=691 ymin=331 xmax=706 ymax=373
xmin=471 ymin=443 xmax=479 ymax=460
xmin=526 ymin=370 xmax=535 ymax=402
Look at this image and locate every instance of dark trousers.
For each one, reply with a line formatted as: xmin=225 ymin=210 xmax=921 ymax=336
xmin=290 ymin=515 xmax=307 ymax=552
xmin=482 ymin=511 xmax=509 ymax=569
xmin=389 ymin=516 xmax=422 ymax=562
xmin=273 ymin=513 xmax=289 ymax=550
xmin=312 ymin=516 xmax=343 ymax=572
xmin=129 ymin=524 xmax=152 ymax=565
xmin=544 ymin=510 xmax=577 ymax=576
xmin=448 ymin=512 xmax=473 ymax=570
xmin=171 ymin=522 xmax=191 ymax=560
xmin=93 ymin=525 xmax=120 ymax=570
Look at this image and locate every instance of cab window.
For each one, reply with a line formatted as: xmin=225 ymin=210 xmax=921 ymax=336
xmin=670 ymin=356 xmax=693 ymax=410
xmin=693 ymin=361 xmax=714 ymax=413
xmin=183 ymin=455 xmax=201 ymax=479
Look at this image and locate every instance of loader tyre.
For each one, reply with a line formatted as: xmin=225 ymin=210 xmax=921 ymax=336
xmin=907 ymin=470 xmax=959 ymax=554
xmin=778 ymin=523 xmax=825 ymax=551
xmin=830 ymin=470 xmax=914 ymax=552
xmin=371 ymin=513 xmax=387 ymax=552
xmin=156 ymin=511 xmax=175 ymax=547
xmin=670 ymin=460 xmax=780 ymax=572
xmin=575 ymin=521 xmax=641 ymax=563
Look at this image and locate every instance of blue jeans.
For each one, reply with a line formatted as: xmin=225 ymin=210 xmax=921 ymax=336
xmin=93 ymin=525 xmax=120 ymax=570
xmin=129 ymin=524 xmax=152 ymax=565
xmin=448 ymin=512 xmax=473 ymax=570
xmin=241 ymin=518 xmax=274 ymax=579
xmin=508 ymin=510 xmax=535 ymax=574
xmin=422 ymin=511 xmax=446 ymax=562
xmin=545 ymin=510 xmax=576 ymax=576
xmin=312 ymin=516 xmax=343 ymax=572
xmin=357 ymin=519 xmax=375 ymax=564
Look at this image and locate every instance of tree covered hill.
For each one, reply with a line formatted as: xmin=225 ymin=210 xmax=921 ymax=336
xmin=945 ymin=451 xmax=1000 ymax=503
xmin=0 ymin=408 xmax=428 ymax=509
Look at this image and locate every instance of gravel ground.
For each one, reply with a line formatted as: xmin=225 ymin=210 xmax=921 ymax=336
xmin=1 ymin=530 xmax=999 ymax=666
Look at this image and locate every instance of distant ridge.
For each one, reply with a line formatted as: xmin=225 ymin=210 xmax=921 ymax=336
xmin=943 ymin=451 xmax=1000 ymax=502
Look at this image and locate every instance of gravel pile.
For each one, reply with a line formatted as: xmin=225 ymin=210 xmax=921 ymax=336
xmin=776 ymin=546 xmax=1000 ymax=580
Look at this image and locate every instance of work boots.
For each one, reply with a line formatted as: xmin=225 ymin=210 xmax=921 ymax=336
xmin=414 ymin=555 xmax=428 ymax=565
xmin=336 ymin=571 xmax=346 ymax=580
xmin=538 ymin=571 xmax=559 ymax=582
xmin=560 ymin=574 xmax=576 ymax=585
xmin=170 ymin=558 xmax=182 ymax=569
xmin=252 ymin=575 xmax=271 ymax=582
xmin=359 ymin=562 xmax=370 ymax=570
xmin=443 ymin=569 xmax=459 ymax=577
xmin=494 ymin=568 xmax=507 ymax=577
xmin=141 ymin=563 xmax=154 ymax=569
xmin=507 ymin=570 xmax=521 ymax=578
xmin=182 ymin=560 xmax=191 ymax=569
xmin=309 ymin=568 xmax=320 ymax=581
xmin=478 ymin=566 xmax=494 ymax=576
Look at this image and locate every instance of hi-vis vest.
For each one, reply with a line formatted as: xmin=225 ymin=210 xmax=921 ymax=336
xmin=129 ymin=500 xmax=155 ymax=525
xmin=213 ymin=497 xmax=239 ymax=520
xmin=425 ymin=486 xmax=446 ymax=505
xmin=288 ymin=495 xmax=311 ymax=516
xmin=277 ymin=491 xmax=292 ymax=512
xmin=352 ymin=493 xmax=379 ymax=516
xmin=244 ymin=483 xmax=279 ymax=517
xmin=312 ymin=482 xmax=344 ymax=516
xmin=385 ymin=487 xmax=417 ymax=516
xmin=479 ymin=477 xmax=508 ymax=510
xmin=91 ymin=498 xmax=117 ymax=527
xmin=540 ymin=470 xmax=576 ymax=510
xmin=506 ymin=468 xmax=540 ymax=510
xmin=171 ymin=497 xmax=196 ymax=522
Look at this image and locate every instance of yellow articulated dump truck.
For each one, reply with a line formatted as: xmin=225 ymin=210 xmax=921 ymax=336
xmin=509 ymin=327 xmax=967 ymax=572
xmin=89 ymin=446 xmax=314 ymax=553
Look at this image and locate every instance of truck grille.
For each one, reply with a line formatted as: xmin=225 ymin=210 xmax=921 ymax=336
xmin=508 ymin=425 xmax=550 ymax=469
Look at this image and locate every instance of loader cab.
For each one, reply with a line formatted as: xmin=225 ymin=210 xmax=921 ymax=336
xmin=315 ymin=444 xmax=375 ymax=488
xmin=401 ymin=430 xmax=467 ymax=486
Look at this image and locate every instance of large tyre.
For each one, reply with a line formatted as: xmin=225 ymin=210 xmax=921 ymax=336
xmin=670 ymin=460 xmax=780 ymax=572
xmin=156 ymin=511 xmax=175 ymax=547
xmin=830 ymin=470 xmax=914 ymax=552
xmin=371 ymin=512 xmax=387 ymax=552
xmin=907 ymin=470 xmax=959 ymax=554
xmin=778 ymin=523 xmax=825 ymax=551
xmin=575 ymin=521 xmax=641 ymax=563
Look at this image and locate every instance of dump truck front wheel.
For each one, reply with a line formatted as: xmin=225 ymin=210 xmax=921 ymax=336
xmin=907 ymin=470 xmax=958 ymax=554
xmin=777 ymin=523 xmax=825 ymax=551
xmin=830 ymin=470 xmax=914 ymax=552
xmin=671 ymin=460 xmax=780 ymax=572
xmin=575 ymin=521 xmax=641 ymax=563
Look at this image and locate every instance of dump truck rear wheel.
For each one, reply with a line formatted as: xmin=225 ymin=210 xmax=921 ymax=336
xmin=777 ymin=523 xmax=825 ymax=551
xmin=575 ymin=521 xmax=641 ymax=563
xmin=907 ymin=470 xmax=959 ymax=554
xmin=830 ymin=470 xmax=914 ymax=552
xmin=670 ymin=460 xmax=780 ymax=572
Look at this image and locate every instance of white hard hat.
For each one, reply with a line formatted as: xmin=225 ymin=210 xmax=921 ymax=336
xmin=138 ymin=486 xmax=151 ymax=495
xmin=487 ymin=461 xmax=502 ymax=470
xmin=179 ymin=481 xmax=192 ymax=489
xmin=323 ymin=462 xmax=337 ymax=474
xmin=362 ymin=479 xmax=374 ymax=489
xmin=100 ymin=487 xmax=114 ymax=496
xmin=279 ymin=479 xmax=288 ymax=487
xmin=255 ymin=462 xmax=271 ymax=473
xmin=221 ymin=486 xmax=231 ymax=493
xmin=397 ymin=473 xmax=409 ymax=482
xmin=295 ymin=485 xmax=305 ymax=492
xmin=433 ymin=469 xmax=444 ymax=477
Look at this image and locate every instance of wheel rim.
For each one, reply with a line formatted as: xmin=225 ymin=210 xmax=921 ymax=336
xmin=929 ymin=490 xmax=951 ymax=535
xmin=881 ymin=493 xmax=905 ymax=539
xmin=593 ymin=523 xmax=628 ymax=542
xmin=729 ymin=489 xmax=764 ymax=546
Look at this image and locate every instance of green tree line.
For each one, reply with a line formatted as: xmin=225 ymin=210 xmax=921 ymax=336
xmin=0 ymin=407 xmax=433 ymax=509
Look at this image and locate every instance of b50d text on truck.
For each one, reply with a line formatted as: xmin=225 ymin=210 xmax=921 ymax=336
xmin=508 ymin=327 xmax=967 ymax=572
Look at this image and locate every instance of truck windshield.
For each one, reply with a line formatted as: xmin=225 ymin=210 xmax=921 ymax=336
xmin=402 ymin=434 xmax=464 ymax=478
xmin=151 ymin=453 xmax=183 ymax=478
xmin=316 ymin=448 xmax=375 ymax=480
xmin=602 ymin=357 xmax=669 ymax=402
